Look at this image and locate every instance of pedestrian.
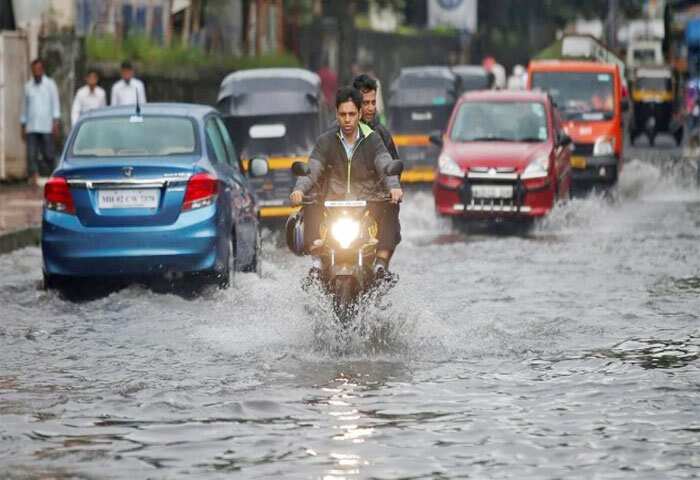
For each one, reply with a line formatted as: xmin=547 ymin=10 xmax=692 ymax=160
xmin=110 ymin=60 xmax=146 ymax=106
xmin=317 ymin=57 xmax=337 ymax=109
xmin=71 ymin=68 xmax=106 ymax=126
xmin=20 ymin=58 xmax=60 ymax=186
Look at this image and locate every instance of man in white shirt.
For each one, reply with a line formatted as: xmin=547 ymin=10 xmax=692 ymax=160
xmin=20 ymin=58 xmax=61 ymax=185
xmin=71 ymin=69 xmax=106 ymax=125
xmin=110 ymin=60 xmax=146 ymax=106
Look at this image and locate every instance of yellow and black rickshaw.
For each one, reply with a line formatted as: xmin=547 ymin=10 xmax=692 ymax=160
xmin=630 ymin=66 xmax=683 ymax=147
xmin=388 ymin=66 xmax=460 ymax=184
xmin=217 ymin=68 xmax=327 ymax=220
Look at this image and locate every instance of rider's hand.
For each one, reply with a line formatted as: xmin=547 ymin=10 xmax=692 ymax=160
xmin=289 ymin=190 xmax=304 ymax=205
xmin=389 ymin=188 xmax=403 ymax=204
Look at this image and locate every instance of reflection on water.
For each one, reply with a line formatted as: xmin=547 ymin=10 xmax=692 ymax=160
xmin=591 ymin=336 xmax=700 ymax=370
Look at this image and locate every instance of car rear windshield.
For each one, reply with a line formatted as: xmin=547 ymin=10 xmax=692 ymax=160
xmin=450 ymin=101 xmax=548 ymax=143
xmin=72 ymin=116 xmax=197 ymax=157
xmin=531 ymin=71 xmax=615 ymax=121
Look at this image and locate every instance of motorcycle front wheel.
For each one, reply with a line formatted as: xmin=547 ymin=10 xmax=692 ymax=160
xmin=333 ymin=276 xmax=359 ymax=324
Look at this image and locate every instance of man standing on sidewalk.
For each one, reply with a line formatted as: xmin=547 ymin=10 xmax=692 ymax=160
xmin=71 ymin=68 xmax=106 ymax=126
xmin=20 ymin=58 xmax=61 ymax=186
xmin=110 ymin=61 xmax=146 ymax=106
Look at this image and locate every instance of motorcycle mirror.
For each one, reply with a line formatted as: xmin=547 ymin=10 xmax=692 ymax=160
xmin=385 ymin=160 xmax=404 ymax=177
xmin=292 ymin=161 xmax=311 ymax=176
xmin=248 ymin=156 xmax=269 ymax=177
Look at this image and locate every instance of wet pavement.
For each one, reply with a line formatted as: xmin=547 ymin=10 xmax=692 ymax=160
xmin=0 ymin=144 xmax=699 ymax=479
xmin=0 ymin=183 xmax=42 ymax=235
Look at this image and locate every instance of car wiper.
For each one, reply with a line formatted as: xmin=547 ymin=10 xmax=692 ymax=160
xmin=468 ymin=136 xmax=514 ymax=142
xmin=517 ymin=137 xmax=545 ymax=142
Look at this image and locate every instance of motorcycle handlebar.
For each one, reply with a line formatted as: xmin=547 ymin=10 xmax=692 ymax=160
xmin=300 ymin=195 xmax=397 ymax=205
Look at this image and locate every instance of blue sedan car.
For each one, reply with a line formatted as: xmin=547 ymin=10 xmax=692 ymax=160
xmin=42 ymin=103 xmax=268 ymax=290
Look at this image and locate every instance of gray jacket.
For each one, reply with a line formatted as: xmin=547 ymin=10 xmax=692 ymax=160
xmin=294 ymin=122 xmax=400 ymax=200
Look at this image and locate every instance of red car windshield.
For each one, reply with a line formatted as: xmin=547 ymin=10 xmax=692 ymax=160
xmin=450 ymin=101 xmax=548 ymax=143
xmin=531 ymin=71 xmax=615 ymax=121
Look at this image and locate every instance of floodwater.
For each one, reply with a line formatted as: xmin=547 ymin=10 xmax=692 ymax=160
xmin=1 ymin=148 xmax=699 ymax=479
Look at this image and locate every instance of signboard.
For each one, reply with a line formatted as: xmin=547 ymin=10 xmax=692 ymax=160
xmin=428 ymin=0 xmax=477 ymax=33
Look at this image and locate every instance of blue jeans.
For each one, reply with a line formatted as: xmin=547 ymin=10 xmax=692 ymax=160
xmin=26 ymin=133 xmax=55 ymax=176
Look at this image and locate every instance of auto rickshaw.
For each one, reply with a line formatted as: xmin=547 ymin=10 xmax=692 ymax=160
xmin=630 ymin=66 xmax=683 ymax=147
xmin=452 ymin=65 xmax=493 ymax=94
xmin=216 ymin=68 xmax=327 ymax=220
xmin=388 ymin=66 xmax=460 ymax=184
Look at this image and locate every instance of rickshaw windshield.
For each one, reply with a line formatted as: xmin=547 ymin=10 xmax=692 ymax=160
xmin=636 ymin=77 xmax=672 ymax=91
xmin=531 ymin=71 xmax=615 ymax=121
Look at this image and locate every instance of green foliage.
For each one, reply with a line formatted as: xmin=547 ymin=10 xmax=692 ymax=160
xmin=86 ymin=35 xmax=300 ymax=73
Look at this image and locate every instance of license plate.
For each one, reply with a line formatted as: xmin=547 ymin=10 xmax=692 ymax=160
xmin=571 ymin=156 xmax=587 ymax=169
xmin=98 ymin=189 xmax=159 ymax=209
xmin=471 ymin=185 xmax=513 ymax=199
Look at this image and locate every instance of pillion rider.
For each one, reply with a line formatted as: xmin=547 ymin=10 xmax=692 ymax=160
xmin=352 ymin=73 xmax=400 ymax=160
xmin=290 ymin=86 xmax=403 ymax=277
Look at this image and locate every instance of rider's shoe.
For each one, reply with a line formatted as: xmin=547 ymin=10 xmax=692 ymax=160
xmin=373 ymin=259 xmax=398 ymax=286
xmin=302 ymin=258 xmax=323 ymax=290
xmin=373 ymin=259 xmax=389 ymax=280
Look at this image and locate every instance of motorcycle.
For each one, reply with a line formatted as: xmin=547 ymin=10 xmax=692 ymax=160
xmin=291 ymin=160 xmax=404 ymax=322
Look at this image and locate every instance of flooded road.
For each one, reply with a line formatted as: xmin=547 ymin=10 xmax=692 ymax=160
xmin=1 ymin=148 xmax=699 ymax=479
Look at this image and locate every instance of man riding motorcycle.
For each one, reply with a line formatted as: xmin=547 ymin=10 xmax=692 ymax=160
xmin=290 ymin=86 xmax=403 ymax=277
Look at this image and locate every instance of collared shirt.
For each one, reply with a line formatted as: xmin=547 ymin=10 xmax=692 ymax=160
xmin=339 ymin=127 xmax=360 ymax=160
xmin=21 ymin=75 xmax=61 ymax=134
xmin=71 ymin=85 xmax=107 ymax=125
xmin=110 ymin=78 xmax=147 ymax=106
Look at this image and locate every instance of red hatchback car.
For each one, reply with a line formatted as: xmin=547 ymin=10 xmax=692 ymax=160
xmin=433 ymin=90 xmax=572 ymax=221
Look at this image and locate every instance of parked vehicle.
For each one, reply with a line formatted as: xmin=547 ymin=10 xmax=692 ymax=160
xmin=432 ymin=90 xmax=571 ymax=222
xmin=217 ymin=68 xmax=326 ymax=220
xmin=630 ymin=66 xmax=683 ymax=146
xmin=626 ymin=40 xmax=664 ymax=71
xmin=529 ymin=60 xmax=624 ymax=188
xmin=292 ymin=160 xmax=404 ymax=322
xmin=42 ymin=103 xmax=267 ymax=290
xmin=452 ymin=65 xmax=493 ymax=94
xmin=388 ymin=66 xmax=460 ymax=184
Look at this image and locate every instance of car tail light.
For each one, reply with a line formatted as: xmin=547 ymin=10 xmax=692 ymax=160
xmin=182 ymin=173 xmax=218 ymax=211
xmin=44 ymin=177 xmax=75 ymax=214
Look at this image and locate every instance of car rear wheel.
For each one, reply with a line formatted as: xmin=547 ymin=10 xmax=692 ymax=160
xmin=237 ymin=230 xmax=261 ymax=274
xmin=217 ymin=235 xmax=236 ymax=289
xmin=43 ymin=272 xmax=67 ymax=291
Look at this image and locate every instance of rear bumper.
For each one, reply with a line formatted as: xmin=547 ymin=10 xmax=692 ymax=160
xmin=396 ymin=143 xmax=439 ymax=184
xmin=570 ymin=154 xmax=618 ymax=184
xmin=434 ymin=174 xmax=555 ymax=219
xmin=42 ymin=205 xmax=222 ymax=277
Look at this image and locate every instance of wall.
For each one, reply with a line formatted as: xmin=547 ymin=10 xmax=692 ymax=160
xmin=298 ymin=23 xmax=463 ymax=90
xmin=0 ymin=31 xmax=29 ymax=180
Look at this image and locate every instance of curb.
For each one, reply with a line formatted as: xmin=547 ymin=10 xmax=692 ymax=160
xmin=0 ymin=227 xmax=41 ymax=255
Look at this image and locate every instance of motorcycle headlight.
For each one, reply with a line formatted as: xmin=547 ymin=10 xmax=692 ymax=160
xmin=593 ymin=137 xmax=614 ymax=156
xmin=331 ymin=217 xmax=360 ymax=249
xmin=521 ymin=155 xmax=549 ymax=180
xmin=438 ymin=154 xmax=464 ymax=178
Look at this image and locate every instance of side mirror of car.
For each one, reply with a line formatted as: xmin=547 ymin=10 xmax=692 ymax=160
xmin=558 ymin=132 xmax=572 ymax=147
xmin=292 ymin=161 xmax=311 ymax=176
xmin=385 ymin=160 xmax=404 ymax=177
xmin=248 ymin=156 xmax=269 ymax=177
xmin=429 ymin=132 xmax=443 ymax=147
xmin=621 ymin=98 xmax=630 ymax=113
